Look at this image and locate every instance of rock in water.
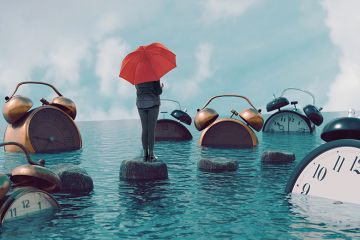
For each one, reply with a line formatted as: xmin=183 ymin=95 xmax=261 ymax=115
xmin=261 ymin=150 xmax=296 ymax=164
xmin=52 ymin=164 xmax=93 ymax=194
xmin=198 ymin=157 xmax=238 ymax=173
xmin=119 ymin=159 xmax=168 ymax=181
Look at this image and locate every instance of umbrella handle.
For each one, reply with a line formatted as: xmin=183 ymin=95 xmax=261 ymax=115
xmin=280 ymin=88 xmax=316 ymax=105
xmin=200 ymin=94 xmax=258 ymax=110
xmin=160 ymin=99 xmax=182 ymax=110
xmin=0 ymin=142 xmax=45 ymax=166
xmin=5 ymin=81 xmax=63 ymax=101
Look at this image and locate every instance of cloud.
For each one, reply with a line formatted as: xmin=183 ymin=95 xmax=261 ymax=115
xmin=0 ymin=1 xmax=162 ymax=121
xmin=322 ymin=0 xmax=360 ymax=111
xmin=171 ymin=43 xmax=214 ymax=100
xmin=201 ymin=0 xmax=259 ymax=23
xmin=80 ymin=105 xmax=139 ymax=121
xmin=95 ymin=38 xmax=133 ymax=98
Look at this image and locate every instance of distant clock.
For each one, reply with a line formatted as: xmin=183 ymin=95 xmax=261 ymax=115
xmin=2 ymin=81 xmax=82 ymax=153
xmin=0 ymin=187 xmax=60 ymax=225
xmin=263 ymin=88 xmax=323 ymax=133
xmin=263 ymin=110 xmax=313 ymax=133
xmin=285 ymin=139 xmax=360 ymax=204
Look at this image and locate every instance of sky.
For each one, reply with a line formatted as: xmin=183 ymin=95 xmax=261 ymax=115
xmin=0 ymin=0 xmax=359 ymax=123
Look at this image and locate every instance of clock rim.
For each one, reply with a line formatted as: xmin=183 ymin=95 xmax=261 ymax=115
xmin=285 ymin=139 xmax=360 ymax=193
xmin=263 ymin=110 xmax=313 ymax=133
xmin=0 ymin=186 xmax=60 ymax=224
xmin=27 ymin=105 xmax=82 ymax=152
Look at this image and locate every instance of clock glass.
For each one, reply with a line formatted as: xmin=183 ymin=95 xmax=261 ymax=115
xmin=286 ymin=140 xmax=360 ymax=204
xmin=263 ymin=111 xmax=312 ymax=133
xmin=1 ymin=187 xmax=60 ymax=224
xmin=28 ymin=107 xmax=81 ymax=153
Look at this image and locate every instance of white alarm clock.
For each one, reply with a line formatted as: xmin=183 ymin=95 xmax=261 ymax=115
xmin=286 ymin=139 xmax=360 ymax=204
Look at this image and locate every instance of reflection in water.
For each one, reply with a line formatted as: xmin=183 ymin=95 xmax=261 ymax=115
xmin=288 ymin=194 xmax=360 ymax=239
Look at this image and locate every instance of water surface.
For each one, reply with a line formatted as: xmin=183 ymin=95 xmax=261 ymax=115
xmin=0 ymin=112 xmax=359 ymax=239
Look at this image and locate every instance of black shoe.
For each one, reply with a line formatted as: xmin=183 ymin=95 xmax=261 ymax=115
xmin=143 ymin=155 xmax=149 ymax=161
xmin=149 ymin=154 xmax=158 ymax=162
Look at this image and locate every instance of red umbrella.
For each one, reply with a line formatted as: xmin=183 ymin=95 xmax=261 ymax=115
xmin=119 ymin=42 xmax=176 ymax=85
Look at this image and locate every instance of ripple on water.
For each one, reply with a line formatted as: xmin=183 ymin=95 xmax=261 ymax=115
xmin=0 ymin=116 xmax=359 ymax=239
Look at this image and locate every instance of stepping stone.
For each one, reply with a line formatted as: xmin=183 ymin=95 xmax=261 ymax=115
xmin=119 ymin=158 xmax=168 ymax=181
xmin=51 ymin=164 xmax=94 ymax=194
xmin=198 ymin=157 xmax=238 ymax=173
xmin=261 ymin=150 xmax=296 ymax=164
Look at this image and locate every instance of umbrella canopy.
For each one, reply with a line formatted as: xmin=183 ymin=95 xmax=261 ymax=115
xmin=119 ymin=42 xmax=176 ymax=85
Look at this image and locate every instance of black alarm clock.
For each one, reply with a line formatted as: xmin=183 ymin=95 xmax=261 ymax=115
xmin=285 ymin=139 xmax=360 ymax=204
xmin=2 ymin=81 xmax=82 ymax=153
xmin=263 ymin=88 xmax=323 ymax=133
xmin=286 ymin=114 xmax=360 ymax=204
xmin=155 ymin=99 xmax=192 ymax=141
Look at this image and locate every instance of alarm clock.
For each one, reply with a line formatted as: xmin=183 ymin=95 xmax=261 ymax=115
xmin=2 ymin=81 xmax=82 ymax=153
xmin=194 ymin=94 xmax=263 ymax=149
xmin=0 ymin=187 xmax=60 ymax=225
xmin=263 ymin=88 xmax=323 ymax=133
xmin=285 ymin=139 xmax=360 ymax=204
xmin=155 ymin=99 xmax=192 ymax=141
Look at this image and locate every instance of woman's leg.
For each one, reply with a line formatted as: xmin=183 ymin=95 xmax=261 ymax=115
xmin=147 ymin=106 xmax=160 ymax=158
xmin=138 ymin=108 xmax=149 ymax=159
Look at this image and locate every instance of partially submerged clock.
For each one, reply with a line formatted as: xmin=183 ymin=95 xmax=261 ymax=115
xmin=286 ymin=113 xmax=360 ymax=204
xmin=263 ymin=88 xmax=323 ymax=133
xmin=2 ymin=81 xmax=82 ymax=153
xmin=194 ymin=94 xmax=263 ymax=149
xmin=0 ymin=142 xmax=61 ymax=225
xmin=155 ymin=99 xmax=192 ymax=141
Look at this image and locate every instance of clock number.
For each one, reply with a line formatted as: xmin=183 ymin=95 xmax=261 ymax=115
xmin=313 ymin=164 xmax=327 ymax=181
xmin=301 ymin=183 xmax=310 ymax=195
xmin=333 ymin=156 xmax=345 ymax=172
xmin=9 ymin=208 xmax=17 ymax=217
xmin=350 ymin=156 xmax=360 ymax=174
xmin=22 ymin=199 xmax=30 ymax=208
xmin=38 ymin=201 xmax=42 ymax=210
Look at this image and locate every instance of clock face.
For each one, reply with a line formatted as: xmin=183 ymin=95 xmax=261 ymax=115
xmin=286 ymin=139 xmax=360 ymax=204
xmin=28 ymin=106 xmax=81 ymax=153
xmin=263 ymin=110 xmax=312 ymax=133
xmin=1 ymin=187 xmax=59 ymax=224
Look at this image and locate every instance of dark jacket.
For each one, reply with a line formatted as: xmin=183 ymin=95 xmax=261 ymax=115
xmin=135 ymin=81 xmax=162 ymax=109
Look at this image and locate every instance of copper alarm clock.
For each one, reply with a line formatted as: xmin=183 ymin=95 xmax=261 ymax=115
xmin=0 ymin=142 xmax=61 ymax=225
xmin=194 ymin=94 xmax=263 ymax=149
xmin=2 ymin=81 xmax=82 ymax=153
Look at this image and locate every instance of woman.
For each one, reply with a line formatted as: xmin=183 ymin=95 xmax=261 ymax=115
xmin=136 ymin=80 xmax=163 ymax=161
